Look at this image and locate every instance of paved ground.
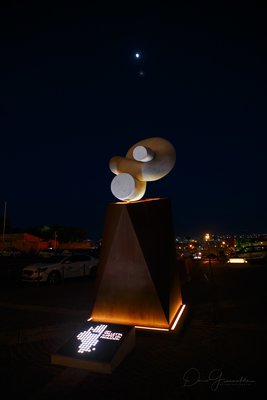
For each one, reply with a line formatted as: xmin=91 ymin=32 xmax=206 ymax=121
xmin=0 ymin=259 xmax=266 ymax=399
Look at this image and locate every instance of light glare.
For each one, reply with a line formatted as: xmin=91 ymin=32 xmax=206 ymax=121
xmin=171 ymin=304 xmax=186 ymax=330
xmin=227 ymin=258 xmax=248 ymax=264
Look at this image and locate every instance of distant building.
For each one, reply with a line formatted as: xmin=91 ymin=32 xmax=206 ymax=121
xmin=0 ymin=233 xmax=99 ymax=254
xmin=0 ymin=233 xmax=48 ymax=254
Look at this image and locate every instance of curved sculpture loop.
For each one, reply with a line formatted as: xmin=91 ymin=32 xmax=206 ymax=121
xmin=110 ymin=137 xmax=176 ymax=201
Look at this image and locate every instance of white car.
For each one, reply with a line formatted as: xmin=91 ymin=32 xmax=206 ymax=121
xmin=192 ymin=251 xmax=202 ymax=259
xmin=0 ymin=247 xmax=22 ymax=257
xmin=22 ymin=254 xmax=99 ymax=284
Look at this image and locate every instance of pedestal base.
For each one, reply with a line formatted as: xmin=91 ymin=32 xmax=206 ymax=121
xmin=91 ymin=198 xmax=184 ymax=330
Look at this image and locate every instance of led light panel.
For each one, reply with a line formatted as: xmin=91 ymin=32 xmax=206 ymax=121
xmin=51 ymin=321 xmax=135 ymax=374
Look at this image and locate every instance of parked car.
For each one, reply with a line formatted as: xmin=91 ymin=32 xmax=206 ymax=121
xmin=192 ymin=251 xmax=202 ymax=259
xmin=22 ymin=254 xmax=99 ymax=284
xmin=0 ymin=247 xmax=23 ymax=257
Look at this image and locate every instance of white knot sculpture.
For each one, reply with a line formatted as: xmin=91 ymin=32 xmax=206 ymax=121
xmin=109 ymin=137 xmax=176 ymax=201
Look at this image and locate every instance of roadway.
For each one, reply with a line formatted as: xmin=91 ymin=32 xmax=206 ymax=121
xmin=0 ymin=256 xmax=266 ymax=399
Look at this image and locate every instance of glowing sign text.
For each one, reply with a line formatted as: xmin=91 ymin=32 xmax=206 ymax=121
xmin=101 ymin=330 xmax=123 ymax=341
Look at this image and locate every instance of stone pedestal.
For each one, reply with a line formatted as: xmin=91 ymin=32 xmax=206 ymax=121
xmin=90 ymin=198 xmax=184 ymax=330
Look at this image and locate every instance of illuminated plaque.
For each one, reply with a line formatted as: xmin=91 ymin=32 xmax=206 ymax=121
xmin=51 ymin=321 xmax=135 ymax=374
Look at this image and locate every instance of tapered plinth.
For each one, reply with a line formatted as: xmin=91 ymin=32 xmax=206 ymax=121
xmin=91 ymin=198 xmax=183 ymax=329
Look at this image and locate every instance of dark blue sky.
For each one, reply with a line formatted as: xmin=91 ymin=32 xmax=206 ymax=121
xmin=1 ymin=2 xmax=266 ymax=239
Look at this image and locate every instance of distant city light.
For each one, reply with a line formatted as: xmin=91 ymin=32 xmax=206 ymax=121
xmin=227 ymin=258 xmax=248 ymax=264
xmin=205 ymin=233 xmax=210 ymax=241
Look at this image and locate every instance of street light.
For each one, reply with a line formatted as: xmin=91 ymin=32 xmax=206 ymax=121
xmin=205 ymin=233 xmax=210 ymax=241
xmin=2 ymin=201 xmax=7 ymax=245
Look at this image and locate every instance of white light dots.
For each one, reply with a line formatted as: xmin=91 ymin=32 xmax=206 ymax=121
xmin=77 ymin=324 xmax=107 ymax=353
xmin=76 ymin=324 xmax=124 ymax=354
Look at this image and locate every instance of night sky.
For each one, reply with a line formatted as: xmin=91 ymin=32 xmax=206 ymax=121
xmin=1 ymin=2 xmax=266 ymax=239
